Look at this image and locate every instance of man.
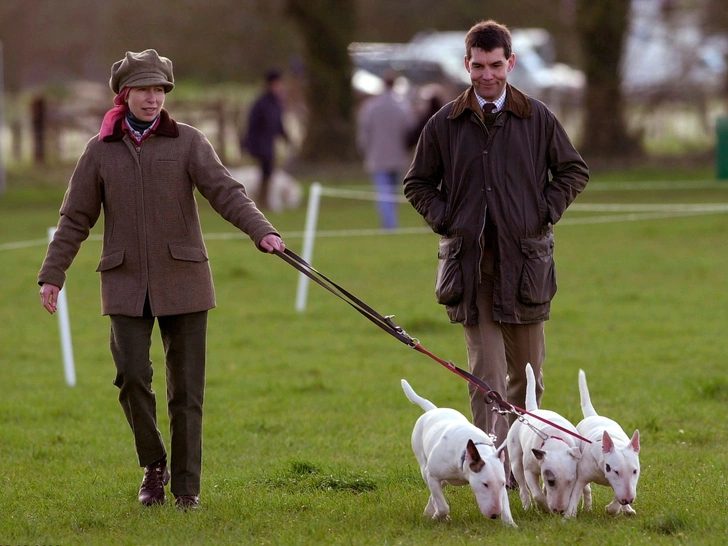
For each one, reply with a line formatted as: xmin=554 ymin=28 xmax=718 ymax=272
xmin=240 ymin=69 xmax=290 ymax=210
xmin=357 ymin=70 xmax=413 ymax=230
xmin=403 ymin=20 xmax=589 ymax=471
xmin=38 ymin=49 xmax=285 ymax=510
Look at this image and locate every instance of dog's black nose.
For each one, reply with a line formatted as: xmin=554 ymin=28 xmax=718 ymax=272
xmin=490 ymin=514 xmax=498 ymax=519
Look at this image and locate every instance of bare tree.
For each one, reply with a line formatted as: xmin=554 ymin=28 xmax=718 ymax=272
xmin=576 ymin=0 xmax=641 ymax=160
xmin=286 ymin=0 xmax=357 ymax=162
xmin=704 ymin=0 xmax=728 ymax=107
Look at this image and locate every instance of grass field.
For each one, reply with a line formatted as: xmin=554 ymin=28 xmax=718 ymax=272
xmin=1 ymin=164 xmax=728 ymax=545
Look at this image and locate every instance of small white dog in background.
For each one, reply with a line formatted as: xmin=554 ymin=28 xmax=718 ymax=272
xmin=565 ymin=369 xmax=641 ymax=518
xmin=400 ymin=379 xmax=516 ymax=526
xmin=227 ymin=166 xmax=303 ymax=212
xmin=506 ymin=363 xmax=582 ymax=514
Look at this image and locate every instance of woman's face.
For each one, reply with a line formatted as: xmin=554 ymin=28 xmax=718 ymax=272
xmin=127 ymin=86 xmax=166 ymax=121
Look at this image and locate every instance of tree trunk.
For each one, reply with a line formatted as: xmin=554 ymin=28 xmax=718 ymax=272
xmin=576 ymin=0 xmax=641 ymax=160
xmin=286 ymin=0 xmax=358 ymax=163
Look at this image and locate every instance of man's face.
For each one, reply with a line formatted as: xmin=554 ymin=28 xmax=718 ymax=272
xmin=464 ymin=46 xmax=515 ymax=101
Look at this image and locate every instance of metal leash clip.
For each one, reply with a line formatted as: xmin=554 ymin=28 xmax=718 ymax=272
xmin=384 ymin=315 xmax=418 ymax=346
xmin=517 ymin=414 xmax=550 ymax=441
xmin=484 ymin=389 xmax=516 ymax=415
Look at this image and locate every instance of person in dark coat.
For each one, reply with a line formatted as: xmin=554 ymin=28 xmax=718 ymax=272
xmin=406 ymin=92 xmax=444 ymax=149
xmin=240 ymin=69 xmax=290 ymax=210
xmin=38 ymin=49 xmax=285 ymax=510
xmin=403 ymin=20 xmax=589 ymax=478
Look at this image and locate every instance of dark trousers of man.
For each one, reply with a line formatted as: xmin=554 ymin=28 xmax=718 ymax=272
xmin=253 ymin=153 xmax=274 ymax=209
xmin=109 ymin=308 xmax=208 ymax=497
xmin=463 ymin=246 xmax=545 ymax=470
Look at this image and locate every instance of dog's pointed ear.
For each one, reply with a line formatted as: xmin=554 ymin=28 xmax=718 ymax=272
xmin=630 ymin=430 xmax=640 ymax=453
xmin=532 ymin=448 xmax=545 ymax=461
xmin=568 ymin=447 xmax=582 ymax=461
xmin=466 ymin=439 xmax=486 ymax=473
xmin=466 ymin=439 xmax=482 ymax=463
xmin=602 ymin=430 xmax=615 ymax=454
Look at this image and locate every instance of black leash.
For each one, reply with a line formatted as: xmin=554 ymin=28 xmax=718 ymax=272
xmin=275 ymin=248 xmax=591 ymax=444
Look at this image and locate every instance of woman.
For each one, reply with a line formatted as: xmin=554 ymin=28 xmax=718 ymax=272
xmin=38 ymin=49 xmax=285 ymax=510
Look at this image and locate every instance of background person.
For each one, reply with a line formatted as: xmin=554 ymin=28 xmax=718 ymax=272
xmin=38 ymin=49 xmax=285 ymax=510
xmin=406 ymin=88 xmax=444 ymax=149
xmin=356 ymin=70 xmax=413 ymax=230
xmin=240 ymin=68 xmax=290 ymax=210
xmin=403 ymin=20 xmax=589 ymax=478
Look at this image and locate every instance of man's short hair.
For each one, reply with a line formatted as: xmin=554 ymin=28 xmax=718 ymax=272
xmin=265 ymin=68 xmax=282 ymax=83
xmin=465 ymin=20 xmax=512 ymax=59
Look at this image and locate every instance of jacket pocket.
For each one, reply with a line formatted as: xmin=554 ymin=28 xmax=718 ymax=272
xmin=518 ymin=233 xmax=557 ymax=305
xmin=95 ymin=250 xmax=125 ymax=272
xmin=169 ymin=244 xmax=209 ymax=262
xmin=435 ymin=236 xmax=464 ymax=306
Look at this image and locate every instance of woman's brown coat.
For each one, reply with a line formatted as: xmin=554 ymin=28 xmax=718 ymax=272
xmin=38 ymin=110 xmax=278 ymax=317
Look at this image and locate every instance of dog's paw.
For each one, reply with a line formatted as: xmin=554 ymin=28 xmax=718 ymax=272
xmin=432 ymin=513 xmax=451 ymax=522
xmin=621 ymin=505 xmax=636 ymax=516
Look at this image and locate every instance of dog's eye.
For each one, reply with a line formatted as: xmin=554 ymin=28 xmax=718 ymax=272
xmin=483 ymin=483 xmax=489 ymax=488
xmin=605 ymin=464 xmax=611 ymax=473
xmin=547 ymin=480 xmax=555 ymax=488
xmin=633 ymin=469 xmax=637 ymax=475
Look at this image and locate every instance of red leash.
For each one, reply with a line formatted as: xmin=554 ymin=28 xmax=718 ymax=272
xmin=276 ymin=248 xmax=591 ymax=444
xmin=412 ymin=343 xmax=591 ymax=443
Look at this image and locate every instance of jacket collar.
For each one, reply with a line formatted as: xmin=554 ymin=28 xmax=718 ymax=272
xmin=448 ymin=83 xmax=532 ymax=121
xmin=102 ymin=108 xmax=179 ymax=142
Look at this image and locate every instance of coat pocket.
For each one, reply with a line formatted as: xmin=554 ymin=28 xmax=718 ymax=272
xmin=169 ymin=244 xmax=209 ymax=262
xmin=435 ymin=236 xmax=464 ymax=306
xmin=95 ymin=250 xmax=125 ymax=272
xmin=518 ymin=233 xmax=557 ymax=305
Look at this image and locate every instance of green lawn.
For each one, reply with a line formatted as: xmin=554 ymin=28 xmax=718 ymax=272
xmin=1 ymin=165 xmax=727 ymax=545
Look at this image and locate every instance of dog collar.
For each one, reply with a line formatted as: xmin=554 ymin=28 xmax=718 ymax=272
xmin=539 ymin=436 xmax=568 ymax=449
xmin=461 ymin=442 xmax=488 ymax=465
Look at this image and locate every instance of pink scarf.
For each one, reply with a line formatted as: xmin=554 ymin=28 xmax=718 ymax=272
xmin=99 ymin=88 xmax=130 ymax=140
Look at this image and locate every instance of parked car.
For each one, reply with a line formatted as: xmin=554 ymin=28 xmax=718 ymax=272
xmin=405 ymin=28 xmax=586 ymax=107
xmin=348 ymin=41 xmax=452 ymax=97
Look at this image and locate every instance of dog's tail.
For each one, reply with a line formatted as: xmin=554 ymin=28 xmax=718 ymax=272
xmin=578 ymin=369 xmax=598 ymax=418
xmin=401 ymin=379 xmax=437 ymax=412
xmin=525 ymin=363 xmax=538 ymax=412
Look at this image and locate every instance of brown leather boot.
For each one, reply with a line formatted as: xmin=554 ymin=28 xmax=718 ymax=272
xmin=138 ymin=458 xmax=170 ymax=506
xmin=175 ymin=495 xmax=200 ymax=511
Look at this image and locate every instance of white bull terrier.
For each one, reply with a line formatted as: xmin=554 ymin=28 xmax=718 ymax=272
xmin=400 ymin=379 xmax=516 ymax=526
xmin=506 ymin=363 xmax=582 ymax=514
xmin=565 ymin=369 xmax=640 ymax=518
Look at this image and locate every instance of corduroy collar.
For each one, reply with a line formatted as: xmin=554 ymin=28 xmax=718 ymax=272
xmin=448 ymin=83 xmax=532 ymax=121
xmin=102 ymin=108 xmax=179 ymax=142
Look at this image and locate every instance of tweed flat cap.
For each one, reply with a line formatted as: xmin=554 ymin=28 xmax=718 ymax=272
xmin=109 ymin=49 xmax=174 ymax=94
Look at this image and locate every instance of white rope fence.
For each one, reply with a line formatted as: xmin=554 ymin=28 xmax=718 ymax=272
xmin=4 ymin=181 xmax=728 ymax=386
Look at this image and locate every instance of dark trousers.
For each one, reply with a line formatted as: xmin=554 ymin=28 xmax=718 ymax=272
xmin=110 ymin=309 xmax=208 ymax=496
xmin=463 ymin=247 xmax=545 ymax=465
xmin=253 ymin=153 xmax=274 ymax=208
